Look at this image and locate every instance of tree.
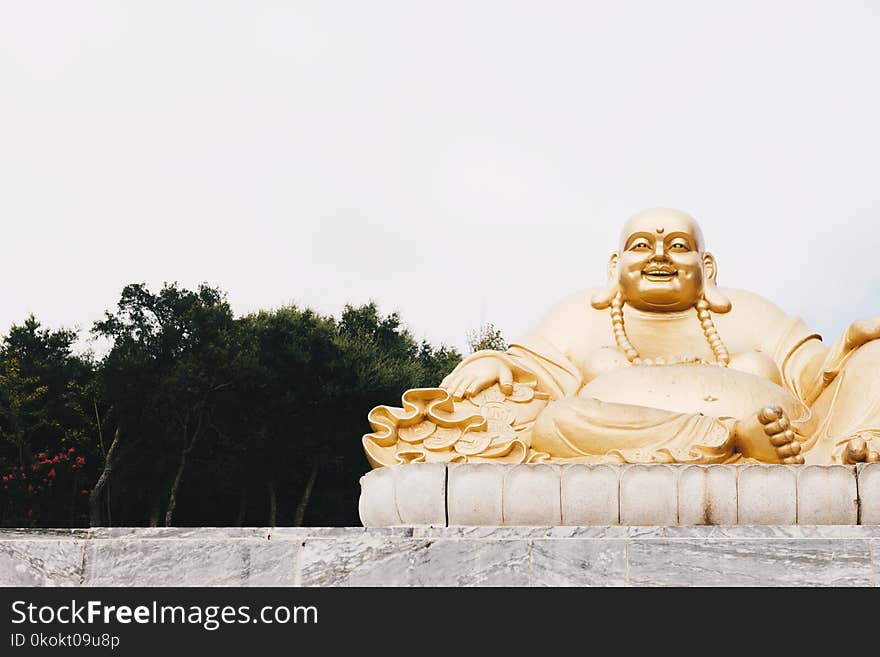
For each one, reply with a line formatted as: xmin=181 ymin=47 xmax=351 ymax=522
xmin=1 ymin=291 xmax=463 ymax=528
xmin=93 ymin=282 xmax=243 ymax=526
xmin=467 ymin=323 xmax=507 ymax=352
xmin=229 ymin=302 xmax=460 ymax=527
xmin=0 ymin=317 xmax=96 ymax=527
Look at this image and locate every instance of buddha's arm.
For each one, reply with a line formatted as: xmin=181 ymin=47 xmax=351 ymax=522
xmin=788 ymin=320 xmax=880 ymax=405
xmin=506 ymin=337 xmax=583 ymax=399
xmin=766 ymin=313 xmax=868 ymax=407
xmin=441 ymin=334 xmax=583 ymax=401
xmin=780 ymin=335 xmax=835 ymax=406
xmin=442 ymin=290 xmax=601 ymax=401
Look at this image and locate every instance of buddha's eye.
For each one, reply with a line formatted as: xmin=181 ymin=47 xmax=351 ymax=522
xmin=631 ymin=241 xmax=650 ymax=250
xmin=669 ymin=242 xmax=689 ymax=251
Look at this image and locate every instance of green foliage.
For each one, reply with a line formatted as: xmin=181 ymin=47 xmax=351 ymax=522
xmin=467 ymin=323 xmax=508 ymax=353
xmin=0 ymin=317 xmax=95 ymax=526
xmin=0 ymin=285 xmax=462 ymax=528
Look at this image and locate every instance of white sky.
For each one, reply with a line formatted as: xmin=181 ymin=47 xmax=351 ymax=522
xmin=2 ymin=1 xmax=879 ymax=355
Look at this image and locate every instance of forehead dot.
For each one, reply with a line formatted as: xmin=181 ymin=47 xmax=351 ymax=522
xmin=656 ymin=227 xmax=664 ymax=234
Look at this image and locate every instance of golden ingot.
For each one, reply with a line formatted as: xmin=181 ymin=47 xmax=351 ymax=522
xmin=507 ymin=383 xmax=535 ymax=403
xmin=454 ymin=430 xmax=493 ymax=456
xmin=423 ymin=426 xmax=462 ymax=450
xmin=469 ymin=386 xmax=506 ymax=406
xmin=479 ymin=401 xmax=515 ymax=427
xmin=398 ymin=420 xmax=436 ymax=444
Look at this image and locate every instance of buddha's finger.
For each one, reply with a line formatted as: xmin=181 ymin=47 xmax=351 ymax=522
xmin=449 ymin=374 xmax=471 ymax=395
xmin=442 ymin=373 xmax=461 ymax=393
xmin=466 ymin=376 xmax=495 ymax=398
xmin=498 ymin=367 xmax=514 ymax=396
xmin=453 ymin=379 xmax=472 ymax=401
xmin=446 ymin=376 xmax=465 ymax=399
xmin=783 ymin=455 xmax=805 ymax=465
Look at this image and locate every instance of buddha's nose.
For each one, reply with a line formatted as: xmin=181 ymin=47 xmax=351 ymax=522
xmin=654 ymin=241 xmax=666 ymax=258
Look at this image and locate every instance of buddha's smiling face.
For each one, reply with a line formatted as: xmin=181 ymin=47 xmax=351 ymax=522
xmin=616 ymin=209 xmax=707 ymax=312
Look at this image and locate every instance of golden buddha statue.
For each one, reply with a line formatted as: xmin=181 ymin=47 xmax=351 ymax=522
xmin=363 ymin=208 xmax=880 ymax=467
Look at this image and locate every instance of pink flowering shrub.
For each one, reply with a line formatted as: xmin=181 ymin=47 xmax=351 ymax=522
xmin=0 ymin=448 xmax=89 ymax=527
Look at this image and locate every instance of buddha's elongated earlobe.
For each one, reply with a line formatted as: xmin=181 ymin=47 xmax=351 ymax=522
xmin=591 ymin=252 xmax=620 ymax=309
xmin=702 ymin=252 xmax=731 ymax=314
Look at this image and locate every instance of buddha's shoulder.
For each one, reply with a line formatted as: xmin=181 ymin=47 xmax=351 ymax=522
xmin=525 ymin=288 xmax=609 ymax=343
xmin=720 ymin=288 xmax=791 ymax=319
xmin=536 ymin=288 xmax=609 ymax=324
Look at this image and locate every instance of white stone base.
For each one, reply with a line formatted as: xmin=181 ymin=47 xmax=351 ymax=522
xmin=2 ymin=526 xmax=880 ymax=586
xmin=359 ymin=463 xmax=880 ymax=527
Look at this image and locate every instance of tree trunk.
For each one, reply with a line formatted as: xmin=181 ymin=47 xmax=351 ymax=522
xmin=164 ymin=448 xmax=188 ymax=527
xmin=69 ymin=469 xmax=79 ymax=527
xmin=89 ymin=426 xmax=121 ymax=527
xmin=236 ymin=486 xmax=248 ymax=526
xmin=148 ymin=497 xmax=161 ymax=527
xmin=105 ymin=482 xmax=112 ymax=527
xmin=165 ymin=404 xmax=207 ymax=527
xmin=267 ymin=479 xmax=277 ymax=527
xmin=294 ymin=459 xmax=319 ymax=527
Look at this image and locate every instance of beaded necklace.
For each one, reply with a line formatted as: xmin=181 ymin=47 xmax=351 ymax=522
xmin=609 ymin=293 xmax=730 ymax=367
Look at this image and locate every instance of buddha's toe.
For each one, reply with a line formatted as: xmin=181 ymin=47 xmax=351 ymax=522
xmin=845 ymin=436 xmax=869 ymax=463
xmin=776 ymin=440 xmax=800 ymax=458
xmin=763 ymin=417 xmax=790 ymax=436
xmin=758 ymin=405 xmax=784 ymax=425
xmin=843 ymin=434 xmax=880 ymax=464
xmin=769 ymin=428 xmax=796 ymax=447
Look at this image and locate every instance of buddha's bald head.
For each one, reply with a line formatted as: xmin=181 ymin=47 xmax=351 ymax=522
xmin=590 ymin=207 xmax=729 ymax=314
xmin=619 ymin=208 xmax=705 ymax=253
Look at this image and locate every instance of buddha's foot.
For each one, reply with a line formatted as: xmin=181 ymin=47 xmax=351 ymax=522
xmin=758 ymin=405 xmax=804 ymax=464
xmin=734 ymin=404 xmax=804 ymax=464
xmin=842 ymin=434 xmax=880 ymax=464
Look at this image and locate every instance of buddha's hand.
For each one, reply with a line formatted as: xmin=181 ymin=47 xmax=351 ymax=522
xmin=845 ymin=317 xmax=880 ymax=350
xmin=440 ymin=358 xmax=514 ymax=400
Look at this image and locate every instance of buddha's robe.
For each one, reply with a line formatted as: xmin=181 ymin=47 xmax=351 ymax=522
xmin=363 ymin=287 xmax=880 ymax=466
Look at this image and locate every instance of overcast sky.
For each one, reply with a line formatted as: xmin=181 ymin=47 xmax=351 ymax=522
xmin=2 ymin=1 xmax=879 ymax=355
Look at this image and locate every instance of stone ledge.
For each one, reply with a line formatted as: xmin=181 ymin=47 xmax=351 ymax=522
xmin=360 ymin=463 xmax=879 ymax=526
xmin=2 ymin=526 xmax=880 ymax=587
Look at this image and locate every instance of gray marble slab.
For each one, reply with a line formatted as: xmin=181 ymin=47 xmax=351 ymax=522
xmin=88 ymin=527 xmax=271 ymax=540
xmin=412 ymin=524 xmax=880 ymax=540
xmin=0 ymin=539 xmax=87 ymax=586
xmin=627 ymin=538 xmax=874 ymax=586
xmin=298 ymin=536 xmax=423 ymax=586
xmin=241 ymin=539 xmax=298 ymax=587
xmin=3 ymin=526 xmax=880 ymax=587
xmin=410 ymin=539 xmax=531 ymax=586
xmin=269 ymin=526 xmax=414 ymax=540
xmin=0 ymin=529 xmax=90 ymax=541
xmin=530 ymin=539 xmax=627 ymax=586
xmin=84 ymin=539 xmax=253 ymax=586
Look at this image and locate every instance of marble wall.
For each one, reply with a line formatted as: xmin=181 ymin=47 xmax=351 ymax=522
xmin=2 ymin=526 xmax=880 ymax=587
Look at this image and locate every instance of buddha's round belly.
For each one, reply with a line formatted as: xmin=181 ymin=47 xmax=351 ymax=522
xmin=577 ymin=364 xmax=801 ymax=420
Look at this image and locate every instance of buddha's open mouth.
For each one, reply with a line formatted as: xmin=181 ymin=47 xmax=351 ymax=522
xmin=642 ymin=268 xmax=678 ymax=282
